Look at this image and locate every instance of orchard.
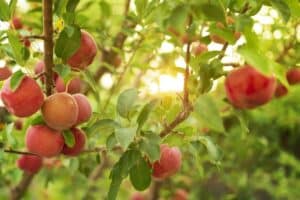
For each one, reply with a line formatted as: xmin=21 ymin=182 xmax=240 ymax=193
xmin=0 ymin=0 xmax=299 ymax=200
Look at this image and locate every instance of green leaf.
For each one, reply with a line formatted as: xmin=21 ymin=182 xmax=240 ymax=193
xmin=271 ymin=0 xmax=291 ymax=22
xmin=115 ymin=126 xmax=137 ymax=149
xmin=238 ymin=45 xmax=271 ymax=74
xmin=0 ymin=0 xmax=10 ymax=21
xmin=135 ymin=0 xmax=147 ymax=17
xmin=54 ymin=64 xmax=71 ymax=78
xmin=66 ymin=0 xmax=80 ymax=12
xmin=7 ymin=31 xmax=27 ymax=65
xmin=286 ymin=0 xmax=300 ymax=18
xmin=30 ymin=115 xmax=45 ymax=126
xmin=99 ymin=1 xmax=111 ymax=17
xmin=194 ymin=94 xmax=225 ymax=132
xmin=137 ymin=99 xmax=158 ymax=129
xmin=63 ymin=130 xmax=75 ymax=148
xmin=140 ymin=133 xmax=160 ymax=162
xmin=129 ymin=156 xmax=151 ymax=191
xmin=117 ymin=88 xmax=138 ymax=118
xmin=108 ymin=150 xmax=140 ymax=200
xmin=9 ymin=70 xmax=25 ymax=91
xmin=9 ymin=0 xmax=18 ymax=18
xmin=209 ymin=24 xmax=236 ymax=44
xmin=199 ymin=2 xmax=226 ymax=23
xmin=55 ymin=25 xmax=81 ymax=60
xmin=106 ymin=133 xmax=118 ymax=150
xmin=198 ymin=136 xmax=221 ymax=161
xmin=167 ymin=5 xmax=188 ymax=34
xmin=88 ymin=119 xmax=120 ymax=135
xmin=54 ymin=0 xmax=68 ymax=16
xmin=5 ymin=123 xmax=16 ymax=146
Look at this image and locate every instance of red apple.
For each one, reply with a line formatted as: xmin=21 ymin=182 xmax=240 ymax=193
xmin=172 ymin=189 xmax=188 ymax=200
xmin=67 ymin=31 xmax=97 ymax=70
xmin=73 ymin=94 xmax=92 ymax=125
xmin=0 ymin=66 xmax=12 ymax=81
xmin=1 ymin=76 xmax=44 ymax=117
xmin=225 ymin=65 xmax=276 ymax=109
xmin=286 ymin=68 xmax=300 ymax=85
xmin=41 ymin=92 xmax=78 ymax=130
xmin=17 ymin=154 xmax=43 ymax=174
xmin=26 ymin=125 xmax=64 ymax=157
xmin=152 ymin=144 xmax=182 ymax=179
xmin=62 ymin=128 xmax=86 ymax=156
xmin=11 ymin=17 xmax=23 ymax=30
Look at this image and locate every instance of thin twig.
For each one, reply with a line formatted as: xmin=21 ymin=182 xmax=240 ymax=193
xmin=4 ymin=149 xmax=41 ymax=157
xmin=149 ymin=180 xmax=163 ymax=200
xmin=159 ymin=15 xmax=193 ymax=138
xmin=10 ymin=173 xmax=35 ymax=200
xmin=94 ymin=0 xmax=135 ymax=81
xmin=23 ymin=35 xmax=45 ymax=40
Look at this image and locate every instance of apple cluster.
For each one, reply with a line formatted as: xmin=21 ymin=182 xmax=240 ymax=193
xmin=1 ymin=29 xmax=97 ymax=174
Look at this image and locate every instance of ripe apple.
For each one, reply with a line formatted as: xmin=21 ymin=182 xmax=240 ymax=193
xmin=152 ymin=144 xmax=182 ymax=179
xmin=1 ymin=76 xmax=44 ymax=117
xmin=225 ymin=65 xmax=276 ymax=109
xmin=73 ymin=94 xmax=92 ymax=125
xmin=0 ymin=66 xmax=12 ymax=81
xmin=172 ymin=189 xmax=188 ymax=200
xmin=41 ymin=92 xmax=78 ymax=130
xmin=67 ymin=31 xmax=97 ymax=70
xmin=11 ymin=17 xmax=23 ymax=30
xmin=286 ymin=68 xmax=300 ymax=85
xmin=62 ymin=128 xmax=86 ymax=156
xmin=26 ymin=125 xmax=64 ymax=157
xmin=17 ymin=154 xmax=43 ymax=174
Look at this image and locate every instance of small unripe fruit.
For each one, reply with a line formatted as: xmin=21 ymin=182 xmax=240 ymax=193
xmin=1 ymin=76 xmax=44 ymax=117
xmin=23 ymin=38 xmax=31 ymax=47
xmin=113 ymin=56 xmax=122 ymax=68
xmin=172 ymin=189 xmax=188 ymax=200
xmin=286 ymin=68 xmax=300 ymax=85
xmin=131 ymin=192 xmax=145 ymax=200
xmin=73 ymin=94 xmax=92 ymax=125
xmin=62 ymin=128 xmax=86 ymax=156
xmin=192 ymin=43 xmax=208 ymax=56
xmin=67 ymin=31 xmax=97 ymax=70
xmin=26 ymin=125 xmax=64 ymax=157
xmin=225 ymin=65 xmax=276 ymax=109
xmin=17 ymin=155 xmax=43 ymax=174
xmin=14 ymin=119 xmax=23 ymax=130
xmin=11 ymin=17 xmax=23 ymax=30
xmin=275 ymin=82 xmax=288 ymax=98
xmin=152 ymin=144 xmax=182 ymax=179
xmin=0 ymin=66 xmax=12 ymax=81
xmin=42 ymin=93 xmax=78 ymax=130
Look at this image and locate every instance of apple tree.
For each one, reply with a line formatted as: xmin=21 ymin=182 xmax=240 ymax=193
xmin=0 ymin=0 xmax=300 ymax=199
